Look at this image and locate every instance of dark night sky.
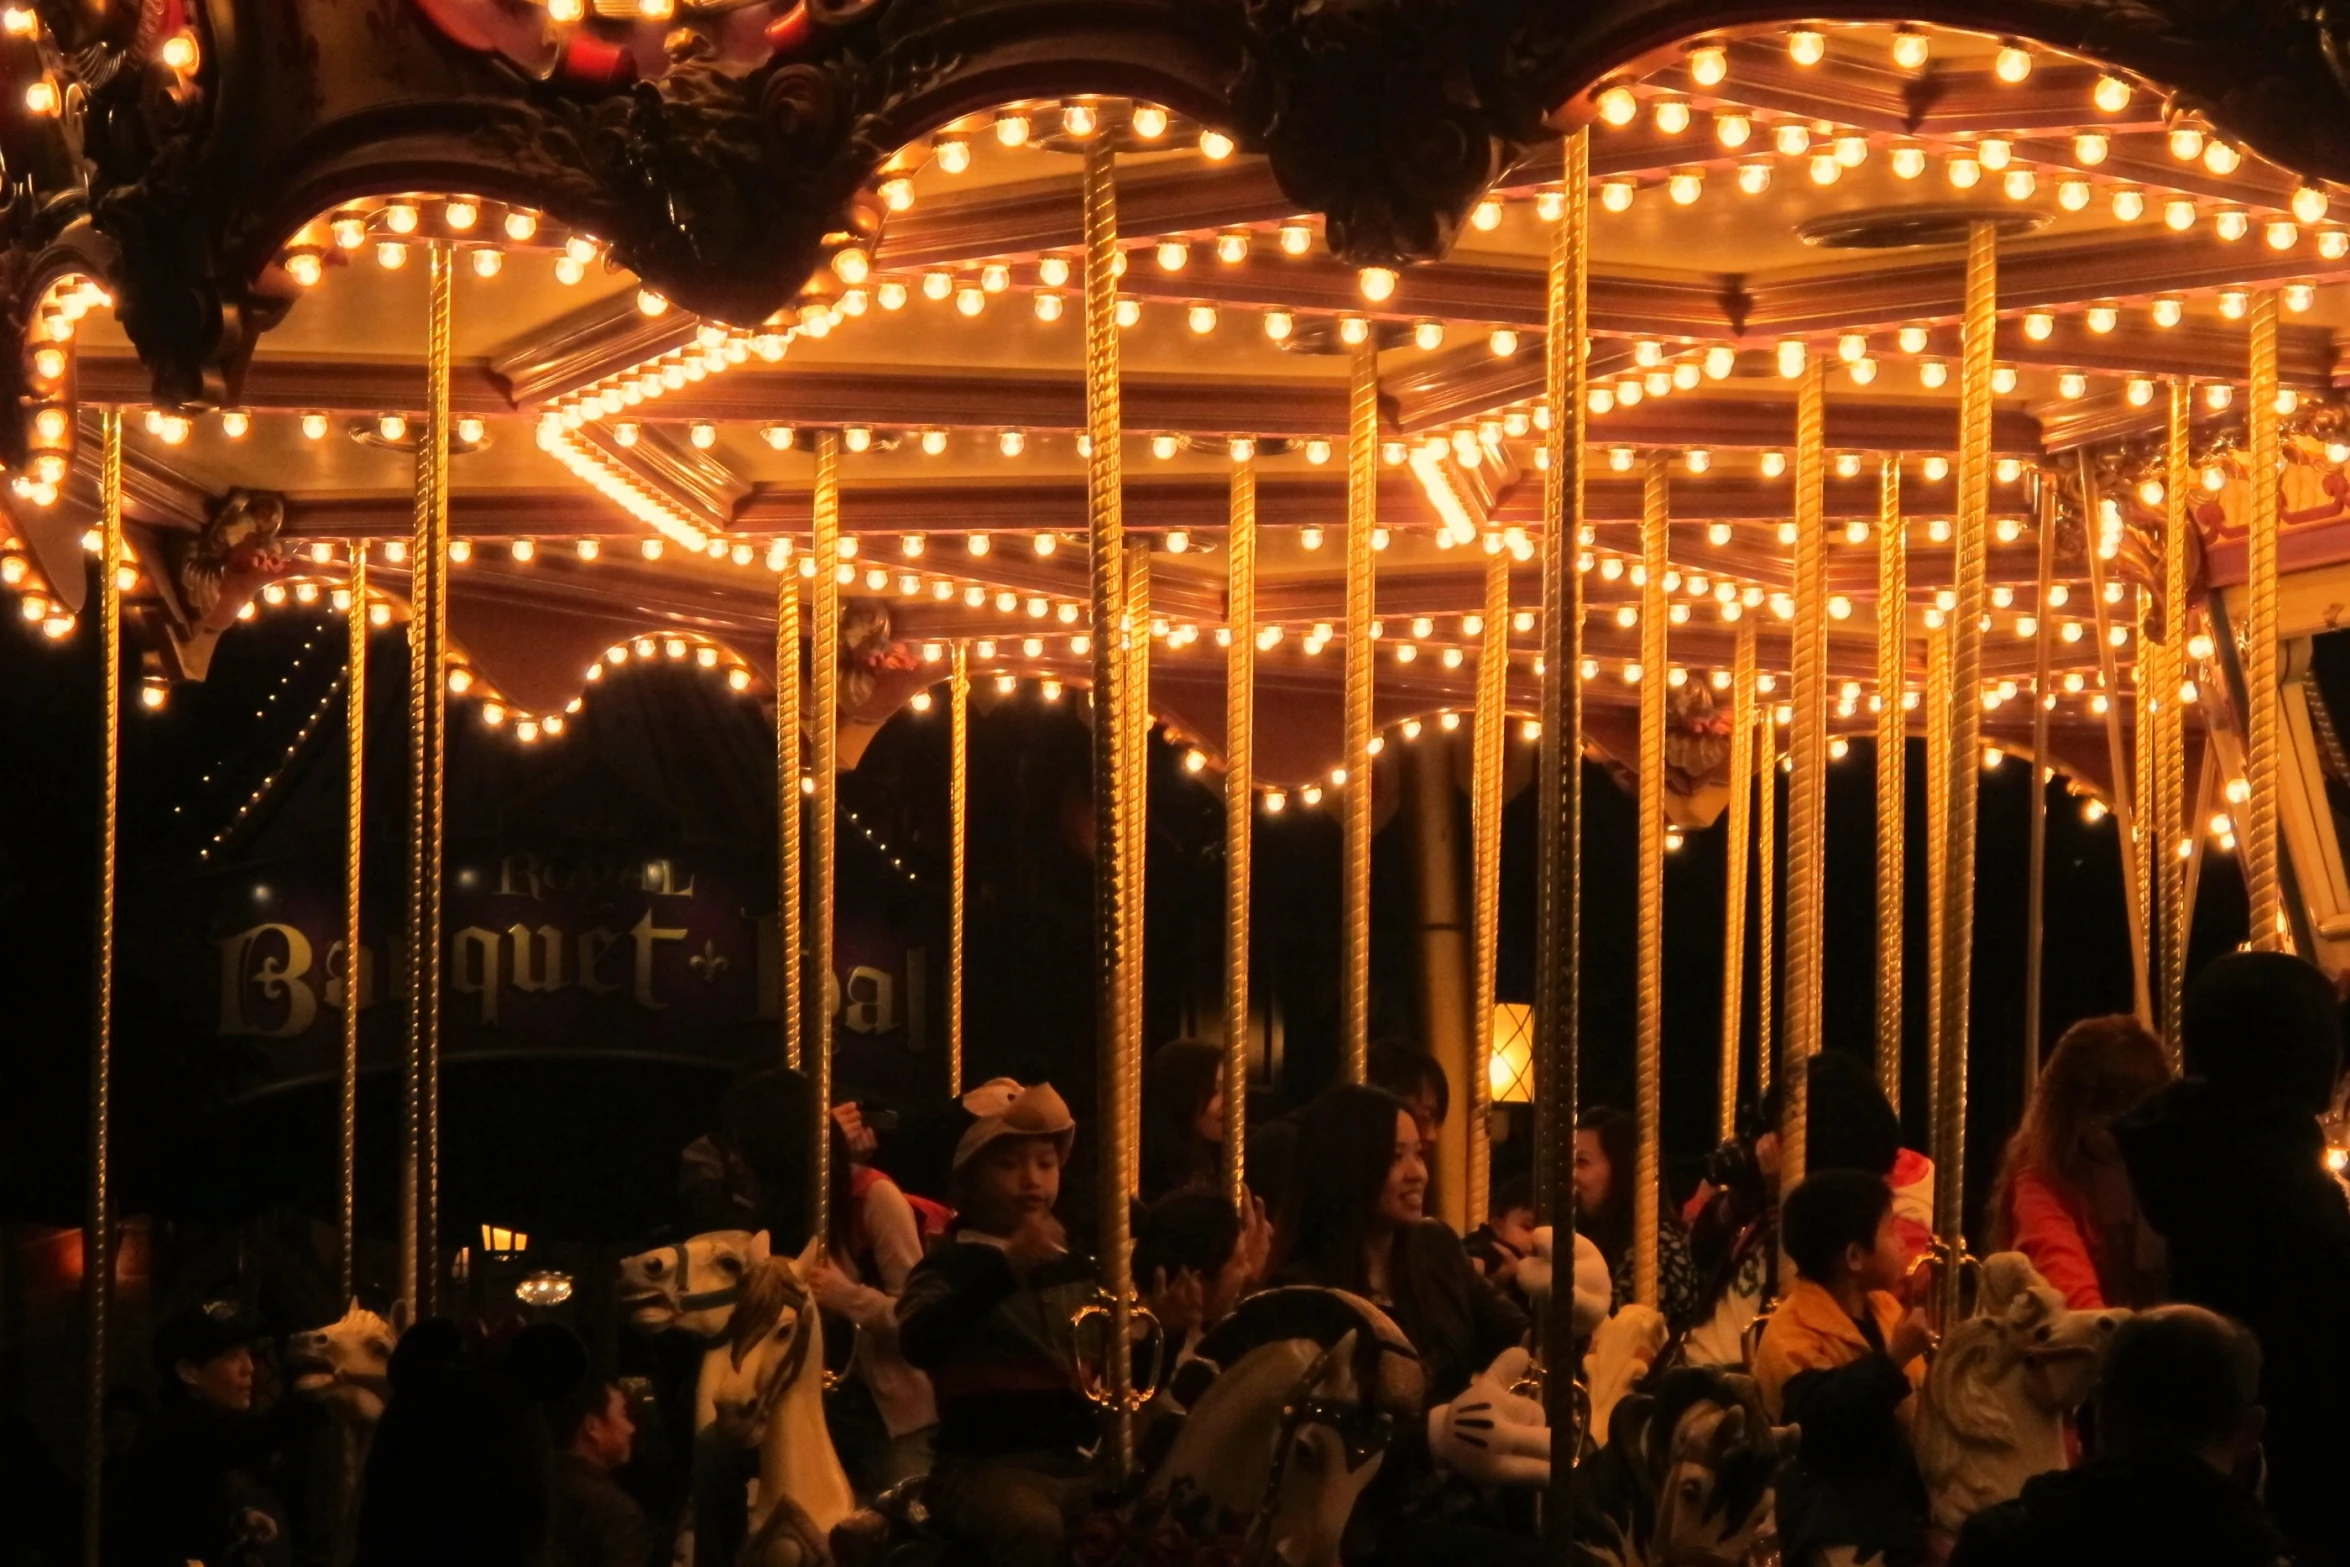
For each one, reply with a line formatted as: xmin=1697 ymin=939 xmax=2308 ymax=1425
xmin=0 ymin=564 xmax=2249 ymax=1249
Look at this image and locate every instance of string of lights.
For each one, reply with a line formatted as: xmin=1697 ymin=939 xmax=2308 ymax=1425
xmin=197 ymin=632 xmax=348 ymax=862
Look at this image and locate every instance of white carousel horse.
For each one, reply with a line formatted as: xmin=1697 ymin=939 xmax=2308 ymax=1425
xmin=285 ymin=1300 xmax=401 ymax=1567
xmin=1911 ymin=1251 xmax=2128 ymax=1537
xmin=620 ymin=1231 xmax=854 ymax=1566
xmin=1126 ymin=1286 xmax=1429 ymax=1567
xmin=1583 ymin=1302 xmax=1669 ymax=1446
xmin=1573 ymin=1365 xmax=1796 ymax=1567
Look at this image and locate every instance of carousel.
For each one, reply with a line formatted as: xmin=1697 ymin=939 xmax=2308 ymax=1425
xmin=13 ymin=0 xmax=2350 ymax=1560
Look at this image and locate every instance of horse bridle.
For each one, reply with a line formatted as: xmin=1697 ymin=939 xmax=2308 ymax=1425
xmin=1241 ymin=1335 xmax=1417 ymax=1558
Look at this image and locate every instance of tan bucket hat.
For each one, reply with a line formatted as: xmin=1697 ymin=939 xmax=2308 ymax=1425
xmin=952 ymin=1080 xmax=1077 ymax=1170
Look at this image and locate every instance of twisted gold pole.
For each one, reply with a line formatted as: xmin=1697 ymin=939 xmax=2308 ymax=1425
xmin=1469 ymin=550 xmax=1509 ymax=1225
xmin=1875 ymin=460 xmax=1906 ymax=1109
xmin=1536 ymin=137 xmax=1589 ymax=1542
xmin=810 ymin=431 xmax=842 ymax=1254
xmin=1924 ymin=621 xmax=1950 ymax=1145
xmin=949 ymin=641 xmax=969 ymax=1096
xmin=2134 ymin=588 xmax=2157 ymax=1009
xmin=2024 ymin=479 xmax=2056 ymax=1084
xmin=2159 ymin=382 xmax=2193 ymax=1051
xmin=342 ymin=542 xmax=367 ymax=1303
xmin=2245 ymin=291 xmax=2283 ymax=949
xmin=1223 ymin=459 xmax=1256 ymax=1211
xmin=1781 ymin=360 xmax=1830 ymax=1206
xmin=1756 ymin=692 xmax=1776 ymax=1097
xmin=84 ymin=408 xmax=122 ymax=1567
xmin=1123 ymin=547 xmax=1151 ymax=1186
xmin=1081 ymin=137 xmax=1136 ymax=1474
xmin=1341 ymin=342 xmax=1378 ymax=1085
xmin=778 ymin=536 xmax=804 ymax=1073
xmin=1720 ymin=624 xmax=1755 ymax=1142
xmin=402 ymin=243 xmax=452 ymax=1319
xmin=1634 ymin=457 xmax=1668 ymax=1308
xmin=2082 ymin=455 xmax=2153 ymax=1024
xmin=1936 ymin=223 xmax=1997 ymax=1320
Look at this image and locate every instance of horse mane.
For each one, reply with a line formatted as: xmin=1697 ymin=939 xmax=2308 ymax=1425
xmin=1923 ymin=1318 xmax=2022 ymax=1450
xmin=1185 ymin=1287 xmax=1424 ymax=1418
xmin=728 ymin=1255 xmax=811 ymax=1373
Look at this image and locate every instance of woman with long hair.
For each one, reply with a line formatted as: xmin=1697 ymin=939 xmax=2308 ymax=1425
xmin=1575 ymin=1105 xmax=1703 ymax=1332
xmin=1140 ymin=1039 xmax=1225 ymax=1203
xmin=1990 ymin=1014 xmax=2172 ymax=1309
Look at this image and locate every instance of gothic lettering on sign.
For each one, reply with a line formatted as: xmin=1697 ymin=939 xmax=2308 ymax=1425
xmin=217 ymin=923 xmax=317 ymax=1038
xmin=509 ymin=924 xmax=568 ymax=994
xmin=452 ymin=927 xmax=503 ymax=1025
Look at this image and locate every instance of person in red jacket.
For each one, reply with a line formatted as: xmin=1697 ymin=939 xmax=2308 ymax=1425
xmin=1989 ymin=1014 xmax=2172 ymax=1310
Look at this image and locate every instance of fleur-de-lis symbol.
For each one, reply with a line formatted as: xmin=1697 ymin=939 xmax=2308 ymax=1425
xmin=689 ymin=940 xmax=729 ymax=982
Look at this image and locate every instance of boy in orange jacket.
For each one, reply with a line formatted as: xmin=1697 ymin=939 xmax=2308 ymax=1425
xmin=1752 ymin=1169 xmax=1937 ymax=1567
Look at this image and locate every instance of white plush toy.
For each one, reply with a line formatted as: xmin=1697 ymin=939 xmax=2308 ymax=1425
xmin=1514 ymin=1225 xmax=1613 ymax=1338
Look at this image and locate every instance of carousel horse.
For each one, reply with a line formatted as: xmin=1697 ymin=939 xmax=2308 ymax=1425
xmin=1583 ymin=1303 xmax=1669 ymax=1450
xmin=285 ymin=1300 xmax=401 ymax=1567
xmin=1573 ymin=1366 xmax=1796 ymax=1567
xmin=1910 ymin=1251 xmax=2128 ymax=1537
xmin=619 ymin=1228 xmax=771 ymax=1434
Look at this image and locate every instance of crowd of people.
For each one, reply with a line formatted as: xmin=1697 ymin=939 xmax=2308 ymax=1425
xmin=90 ymin=950 xmax=2350 ymax=1566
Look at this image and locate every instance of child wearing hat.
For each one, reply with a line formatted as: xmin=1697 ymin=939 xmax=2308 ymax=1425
xmin=897 ymin=1081 xmax=1103 ymax=1567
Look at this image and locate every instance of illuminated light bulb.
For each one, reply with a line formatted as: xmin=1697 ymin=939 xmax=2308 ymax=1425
xmin=1215 ymin=230 xmax=1251 ymax=264
xmin=2003 ymin=168 xmax=2036 ymax=201
xmin=2169 ymin=125 xmax=2206 ymax=162
xmin=955 ymin=284 xmax=986 ymax=317
xmin=0 ymin=6 xmax=33 ymax=34
xmin=469 ymin=247 xmax=503 ymax=279
xmin=1685 ymin=39 xmax=1728 ymax=84
xmin=1775 ymin=338 xmax=1807 ymax=378
xmin=1979 ymin=139 xmax=2013 ymax=171
xmin=1487 ymin=328 xmax=1519 ymax=357
xmin=2022 ymin=311 xmax=2054 ymax=341
xmin=285 ymin=250 xmax=324 ymax=287
xmin=1654 ymin=99 xmax=1692 ymax=135
xmin=1336 ymin=314 xmax=1371 ymax=346
xmin=1737 ymin=161 xmax=1772 ymax=195
xmin=1156 ymin=238 xmax=1189 ymax=272
xmin=1787 ymin=27 xmax=1824 ymax=65
xmin=1037 ymin=255 xmax=1071 ymax=287
xmin=1947 ymin=155 xmax=1981 ymax=190
xmin=1187 ymin=302 xmax=1219 ymax=334
xmin=1849 ymin=355 xmax=1878 ymax=385
xmin=1835 ymin=452 xmax=1863 ymax=479
xmin=2073 ymin=131 xmax=2110 ymax=165
xmin=1304 ymin=441 xmax=1332 ymax=466
xmin=998 ymin=429 xmax=1025 ymax=457
xmin=919 ymin=429 xmax=948 ymax=457
xmin=762 ymin=424 xmax=795 ymax=450
xmin=1996 ymin=456 xmax=2024 ymax=483
xmin=1199 ymin=129 xmax=1236 ymax=161
xmin=382 ymin=201 xmax=419 ymax=235
xmin=2164 ymin=198 xmax=2199 ymax=232
xmin=1410 ymin=317 xmax=1445 ymax=352
xmin=1919 ymin=357 xmax=1950 ymax=389
xmin=1810 ymin=153 xmax=1842 ymax=186
xmin=1993 ymin=39 xmax=2033 ymax=80
xmin=31 ymin=346 xmax=65 ymax=381
xmin=2091 ymin=72 xmax=2133 ymax=112
xmin=2204 ymin=140 xmax=2241 ymax=175
xmin=377 ymin=413 xmax=408 ymax=441
xmin=2215 ymin=207 xmax=2250 ymax=242
xmin=2287 ymin=283 xmax=2317 ymax=312
xmin=1034 ymin=290 xmax=1065 ymax=322
xmin=1833 ymin=134 xmax=1868 ymax=169
xmin=2278 ymin=388 xmax=2301 ymax=415
xmin=1150 ymin=433 xmax=1180 ymax=461
xmin=1595 ymin=85 xmax=1638 ymax=126
xmin=2268 ymin=220 xmax=2301 ymax=250
xmin=1890 ymin=145 xmax=1927 ymax=180
xmin=1608 ymin=446 xmax=1635 ymax=472
xmin=376 ymin=241 xmax=407 ymax=269
xmin=1600 ymin=178 xmax=1637 ymax=212
xmin=1062 ymin=101 xmax=1099 ymax=137
xmin=1716 ymin=112 xmax=1752 ymax=149
xmin=2059 ymin=372 xmax=2088 ymax=400
xmin=554 ymin=255 xmax=585 ymax=285
xmin=1259 ymin=308 xmax=1295 ymax=343
xmin=1992 ymin=364 xmax=2019 ymax=394
xmin=1701 ymin=343 xmax=1736 ymax=380
xmin=685 ymin=420 xmax=717 ymax=449
xmin=1117 ymin=297 xmax=1142 ymax=328
xmin=2286 ymin=185 xmax=2332 ymax=228
xmin=1774 ymin=123 xmax=1811 ymax=158
xmin=2218 ymin=289 xmax=2248 ymax=319
xmin=1470 ymin=198 xmax=1503 ymax=231
xmin=2057 ymin=178 xmax=2092 ymax=212
xmin=1358 ymin=267 xmax=1398 ymax=303
xmin=2325 ymin=229 xmax=2350 ymax=260
xmin=1755 ymin=449 xmax=1787 ymax=479
xmin=1668 ymin=169 xmax=1704 ymax=204
xmin=1587 ymin=386 xmax=1615 ymax=414
xmin=1889 ymin=26 xmax=1929 ymax=68
xmin=2107 ymin=186 xmax=2146 ymax=223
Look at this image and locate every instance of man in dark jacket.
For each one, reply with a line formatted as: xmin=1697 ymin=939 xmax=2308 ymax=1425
xmin=110 ymin=1303 xmax=292 ymax=1567
xmin=1951 ymin=1305 xmax=2287 ymax=1567
xmin=2114 ymin=951 xmax=2350 ymax=1567
xmin=549 ymin=1378 xmax=657 ymax=1567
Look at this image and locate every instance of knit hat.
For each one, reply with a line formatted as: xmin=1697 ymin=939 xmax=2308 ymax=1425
xmin=2182 ymin=951 xmax=2343 ymax=1114
xmin=952 ymin=1080 xmax=1076 ymax=1170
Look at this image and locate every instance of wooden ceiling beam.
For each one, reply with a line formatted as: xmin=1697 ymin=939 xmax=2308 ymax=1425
xmin=491 ymin=295 xmax=699 ymax=408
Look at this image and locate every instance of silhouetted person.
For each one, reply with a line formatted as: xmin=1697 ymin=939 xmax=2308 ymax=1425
xmin=110 ymin=1303 xmax=290 ymax=1567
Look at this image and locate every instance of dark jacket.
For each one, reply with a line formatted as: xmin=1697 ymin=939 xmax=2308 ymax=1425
xmin=2117 ymin=1077 xmax=2350 ymax=1567
xmin=1775 ymin=1354 xmax=1928 ymax=1567
xmin=1270 ymin=1219 xmax=1526 ymax=1406
xmin=1950 ymin=1450 xmax=2289 ymax=1567
xmin=897 ymin=1236 xmax=1102 ymax=1459
xmin=108 ymin=1396 xmax=294 ymax=1567
xmin=548 ymin=1453 xmax=657 ymax=1567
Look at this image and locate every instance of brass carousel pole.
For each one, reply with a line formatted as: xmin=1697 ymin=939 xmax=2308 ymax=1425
xmin=810 ymin=430 xmax=842 ymax=1253
xmin=1081 ymin=135 xmax=1137 ymax=1470
xmin=401 ymin=242 xmax=452 ymax=1318
xmin=1924 ymin=621 xmax=1950 ymax=1143
xmin=1936 ymin=222 xmax=1997 ymax=1324
xmin=1536 ymin=135 xmax=1588 ymax=1543
xmin=1756 ymin=685 xmax=1776 ymax=1096
xmin=1222 ymin=453 xmax=1256 ymax=1210
xmin=1719 ymin=624 xmax=1755 ymax=1143
xmin=2244 ymin=292 xmax=2283 ymax=949
xmin=948 ymin=640 xmax=968 ymax=1097
xmin=1634 ymin=458 xmax=1668 ymax=1306
xmin=2024 ymin=479 xmax=2056 ymax=1085
xmin=341 ymin=541 xmax=367 ymax=1301
xmin=1341 ymin=341 xmax=1378 ymax=1085
xmin=1468 ymin=549 xmax=1508 ymax=1226
xmin=1124 ymin=548 xmax=1151 ymax=1181
xmin=777 ymin=533 xmax=804 ymax=1073
xmin=83 ymin=408 xmax=122 ymax=1567
xmin=1875 ymin=460 xmax=1905 ymax=1109
xmin=2159 ymin=383 xmax=2194 ymax=1049
xmin=2081 ymin=454 xmax=2153 ymax=1024
xmin=1781 ymin=359 xmax=1829 ymax=1204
